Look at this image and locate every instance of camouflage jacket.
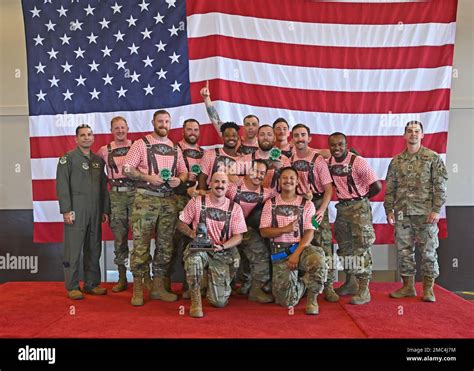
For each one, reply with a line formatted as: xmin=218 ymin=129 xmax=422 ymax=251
xmin=384 ymin=146 xmax=448 ymax=216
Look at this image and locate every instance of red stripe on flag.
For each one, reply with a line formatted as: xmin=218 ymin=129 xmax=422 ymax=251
xmin=311 ymin=132 xmax=448 ymax=159
xmin=187 ymin=0 xmax=457 ymax=24
xmin=29 ymin=126 xmax=222 ymax=159
xmin=33 ymin=220 xmax=448 ymax=244
xmin=190 ymin=81 xmax=451 ymax=114
xmin=188 ymin=36 xmax=455 ymax=69
xmin=29 ymin=130 xmax=448 ymax=160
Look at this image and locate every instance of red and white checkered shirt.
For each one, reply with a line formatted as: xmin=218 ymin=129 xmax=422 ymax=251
xmin=252 ymin=151 xmax=291 ymax=189
xmin=328 ymin=152 xmax=379 ymax=200
xmin=226 ymin=182 xmax=277 ymax=218
xmin=200 ymin=148 xmax=250 ymax=184
xmin=98 ymin=140 xmax=132 ymax=180
xmin=291 ymin=149 xmax=332 ymax=194
xmin=177 ymin=139 xmax=203 ymax=171
xmin=124 ymin=134 xmax=187 ymax=176
xmin=260 ymin=194 xmax=316 ymax=244
xmin=179 ymin=195 xmax=247 ymax=245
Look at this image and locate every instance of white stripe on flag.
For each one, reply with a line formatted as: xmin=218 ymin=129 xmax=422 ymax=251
xmin=29 ymin=105 xmax=450 ymax=137
xmin=187 ymin=13 xmax=456 ymax=47
xmin=189 ymin=57 xmax=452 ymax=92
xmin=32 ymin=199 xmax=447 ymax=224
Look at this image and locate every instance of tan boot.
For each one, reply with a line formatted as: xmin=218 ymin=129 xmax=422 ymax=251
xmin=335 ymin=272 xmax=358 ymax=296
xmin=349 ymin=277 xmax=371 ymax=305
xmin=82 ymin=286 xmax=107 ymax=295
xmin=248 ymin=282 xmax=274 ymax=303
xmin=189 ymin=287 xmax=204 ymax=318
xmin=68 ymin=289 xmax=84 ymax=300
xmin=422 ymin=276 xmax=436 ymax=302
xmin=305 ymin=291 xmax=319 ymax=315
xmin=112 ymin=265 xmax=128 ymax=293
xmin=143 ymin=272 xmax=153 ymax=291
xmin=390 ymin=276 xmax=417 ymax=298
xmin=150 ymin=276 xmax=178 ymax=302
xmin=131 ymin=276 xmax=144 ymax=306
xmin=323 ymin=283 xmax=340 ymax=302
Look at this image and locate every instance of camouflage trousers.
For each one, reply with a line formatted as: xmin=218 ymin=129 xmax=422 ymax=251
xmin=130 ymin=191 xmax=178 ymax=278
xmin=109 ymin=189 xmax=135 ymax=266
xmin=312 ymin=196 xmax=336 ymax=285
xmin=334 ymin=198 xmax=374 ymax=280
xmin=169 ymin=194 xmax=192 ymax=280
xmin=395 ymin=214 xmax=440 ymax=278
xmin=272 ymin=245 xmax=327 ymax=307
xmin=238 ymin=227 xmax=271 ymax=285
xmin=184 ymin=245 xmax=240 ymax=307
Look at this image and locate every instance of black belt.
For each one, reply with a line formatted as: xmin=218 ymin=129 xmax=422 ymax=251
xmin=338 ymin=196 xmax=367 ymax=205
xmin=137 ymin=188 xmax=174 ymax=198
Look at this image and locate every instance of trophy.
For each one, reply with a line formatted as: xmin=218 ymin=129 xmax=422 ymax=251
xmin=269 ymin=147 xmax=282 ymax=161
xmin=160 ymin=168 xmax=171 ymax=182
xmin=189 ymin=223 xmax=214 ymax=252
xmin=191 ymin=164 xmax=202 ymax=175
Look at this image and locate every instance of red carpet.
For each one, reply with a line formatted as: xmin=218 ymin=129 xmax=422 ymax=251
xmin=0 ymin=282 xmax=472 ymax=339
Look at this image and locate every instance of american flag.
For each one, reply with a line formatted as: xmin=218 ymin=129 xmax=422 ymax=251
xmin=22 ymin=0 xmax=457 ymax=243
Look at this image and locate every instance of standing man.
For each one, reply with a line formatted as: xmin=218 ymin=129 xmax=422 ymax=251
xmin=97 ymin=116 xmax=137 ymax=293
xmin=251 ymin=125 xmax=291 ymax=189
xmin=226 ymin=159 xmax=277 ymax=303
xmin=260 ymin=167 xmax=327 ymax=315
xmin=290 ymin=124 xmax=336 ymax=302
xmin=273 ymin=118 xmax=293 ymax=158
xmin=177 ymin=172 xmax=247 ymax=318
xmin=56 ymin=124 xmax=110 ymax=300
xmin=124 ymin=110 xmax=188 ymax=306
xmin=328 ymin=132 xmax=382 ymax=305
xmin=198 ymin=122 xmax=247 ymax=189
xmin=171 ymin=118 xmax=204 ymax=298
xmin=385 ymin=121 xmax=448 ymax=302
xmin=200 ymin=81 xmax=259 ymax=155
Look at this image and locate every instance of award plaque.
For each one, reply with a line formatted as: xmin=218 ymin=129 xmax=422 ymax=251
xmin=269 ymin=147 xmax=282 ymax=161
xmin=159 ymin=168 xmax=171 ymax=181
xmin=191 ymin=164 xmax=202 ymax=175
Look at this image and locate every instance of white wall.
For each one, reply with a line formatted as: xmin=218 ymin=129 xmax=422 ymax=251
xmin=0 ymin=0 xmax=473 ymax=275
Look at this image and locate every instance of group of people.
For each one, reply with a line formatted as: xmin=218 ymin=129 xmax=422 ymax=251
xmin=56 ymin=85 xmax=448 ymax=317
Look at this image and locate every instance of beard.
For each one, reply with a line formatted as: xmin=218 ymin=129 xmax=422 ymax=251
xmin=155 ymin=127 xmax=168 ymax=137
xmin=185 ymin=135 xmax=198 ymax=145
xmin=259 ymin=141 xmax=273 ymax=151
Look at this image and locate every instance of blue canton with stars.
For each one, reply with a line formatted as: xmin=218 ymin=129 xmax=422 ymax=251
xmin=22 ymin=0 xmax=191 ymax=116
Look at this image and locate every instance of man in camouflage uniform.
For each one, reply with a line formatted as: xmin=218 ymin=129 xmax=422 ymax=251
xmin=260 ymin=167 xmax=327 ymax=315
xmin=177 ymin=172 xmax=247 ymax=318
xmin=170 ymin=118 xmax=204 ymax=299
xmin=227 ymin=159 xmax=277 ymax=303
xmin=124 ymin=110 xmax=188 ymax=306
xmin=385 ymin=121 xmax=448 ymax=302
xmin=290 ymin=124 xmax=337 ymax=302
xmin=56 ymin=124 xmax=110 ymax=300
xmin=98 ymin=116 xmax=138 ymax=293
xmin=328 ymin=132 xmax=382 ymax=305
